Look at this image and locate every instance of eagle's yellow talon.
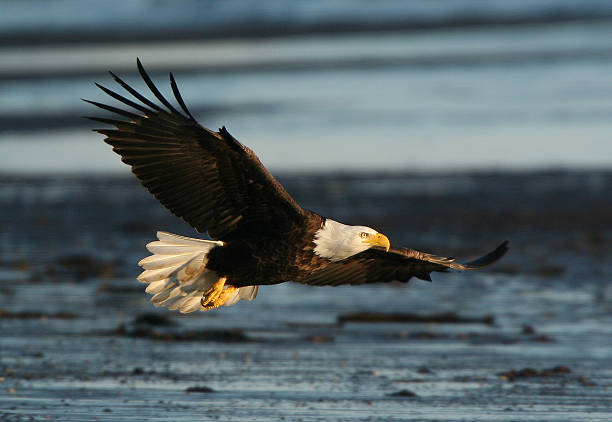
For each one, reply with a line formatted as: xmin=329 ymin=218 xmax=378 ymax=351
xmin=201 ymin=277 xmax=237 ymax=309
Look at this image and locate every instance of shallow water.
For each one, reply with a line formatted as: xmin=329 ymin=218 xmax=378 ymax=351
xmin=1 ymin=172 xmax=611 ymax=421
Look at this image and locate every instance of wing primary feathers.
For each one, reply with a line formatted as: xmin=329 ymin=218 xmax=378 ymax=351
xmin=85 ymin=116 xmax=129 ymax=127
xmin=397 ymin=241 xmax=508 ymax=272
xmin=94 ymin=83 xmax=151 ymax=114
xmin=82 ymin=99 xmax=141 ymax=121
xmin=136 ymin=58 xmax=181 ymax=116
xmin=447 ymin=240 xmax=509 ymax=270
xmin=170 ymin=72 xmax=196 ymax=121
xmin=109 ymin=70 xmax=163 ymax=112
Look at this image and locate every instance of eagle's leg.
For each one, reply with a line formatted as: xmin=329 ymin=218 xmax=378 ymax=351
xmin=201 ymin=277 xmax=237 ymax=309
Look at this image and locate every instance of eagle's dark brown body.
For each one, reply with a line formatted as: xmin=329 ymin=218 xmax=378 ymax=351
xmin=206 ymin=211 xmax=328 ymax=287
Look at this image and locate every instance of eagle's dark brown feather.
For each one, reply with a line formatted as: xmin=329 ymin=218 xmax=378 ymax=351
xmin=300 ymin=241 xmax=509 ymax=286
xmin=86 ymin=59 xmax=305 ymax=240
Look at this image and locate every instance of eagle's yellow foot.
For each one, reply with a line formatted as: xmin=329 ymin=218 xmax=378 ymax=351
xmin=201 ymin=277 xmax=237 ymax=310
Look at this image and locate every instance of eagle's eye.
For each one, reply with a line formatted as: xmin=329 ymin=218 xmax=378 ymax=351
xmin=360 ymin=232 xmax=369 ymax=238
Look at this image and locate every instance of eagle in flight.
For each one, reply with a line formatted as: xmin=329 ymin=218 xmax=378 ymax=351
xmin=87 ymin=59 xmax=508 ymax=313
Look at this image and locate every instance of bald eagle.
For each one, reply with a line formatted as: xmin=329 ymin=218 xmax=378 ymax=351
xmin=86 ymin=59 xmax=508 ymax=313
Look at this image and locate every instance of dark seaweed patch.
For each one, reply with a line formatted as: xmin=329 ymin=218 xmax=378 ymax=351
xmin=132 ymin=313 xmax=176 ymax=326
xmin=338 ymin=312 xmax=495 ymax=325
xmin=54 ymin=254 xmax=119 ymax=281
xmin=578 ymin=376 xmax=597 ymax=387
xmin=304 ymin=334 xmax=334 ymax=343
xmin=498 ymin=366 xmax=571 ymax=381
xmin=185 ymin=386 xmax=215 ymax=393
xmin=388 ymin=389 xmax=418 ymax=397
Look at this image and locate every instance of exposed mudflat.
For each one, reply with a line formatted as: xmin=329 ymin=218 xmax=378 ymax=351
xmin=1 ymin=171 xmax=611 ymax=421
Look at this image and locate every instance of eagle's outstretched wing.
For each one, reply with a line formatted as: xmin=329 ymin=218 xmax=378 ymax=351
xmin=85 ymin=59 xmax=305 ymax=240
xmin=300 ymin=241 xmax=508 ymax=286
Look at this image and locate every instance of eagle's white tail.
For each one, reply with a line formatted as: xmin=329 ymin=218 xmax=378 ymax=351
xmin=137 ymin=232 xmax=258 ymax=313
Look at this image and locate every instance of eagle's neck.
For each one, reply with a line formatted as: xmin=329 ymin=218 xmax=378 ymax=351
xmin=313 ymin=219 xmax=373 ymax=262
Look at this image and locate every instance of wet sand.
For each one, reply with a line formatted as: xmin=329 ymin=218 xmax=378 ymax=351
xmin=1 ymin=171 xmax=611 ymax=421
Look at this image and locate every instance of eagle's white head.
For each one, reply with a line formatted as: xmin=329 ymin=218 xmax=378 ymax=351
xmin=313 ymin=219 xmax=391 ymax=262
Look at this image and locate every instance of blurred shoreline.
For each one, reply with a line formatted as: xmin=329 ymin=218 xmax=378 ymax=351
xmin=2 ymin=1 xmax=611 ymax=178
xmin=5 ymin=13 xmax=612 ymax=48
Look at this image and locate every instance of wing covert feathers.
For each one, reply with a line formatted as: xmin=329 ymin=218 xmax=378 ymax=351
xmin=87 ymin=59 xmax=305 ymax=240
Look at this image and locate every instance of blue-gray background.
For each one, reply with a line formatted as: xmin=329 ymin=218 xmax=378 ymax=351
xmin=2 ymin=0 xmax=612 ymax=173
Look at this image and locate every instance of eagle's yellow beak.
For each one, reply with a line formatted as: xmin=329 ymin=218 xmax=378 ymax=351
xmin=365 ymin=233 xmax=390 ymax=252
